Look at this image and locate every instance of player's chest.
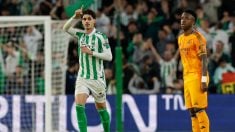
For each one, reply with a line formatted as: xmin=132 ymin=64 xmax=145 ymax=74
xmin=80 ymin=35 xmax=97 ymax=51
xmin=179 ymin=38 xmax=195 ymax=53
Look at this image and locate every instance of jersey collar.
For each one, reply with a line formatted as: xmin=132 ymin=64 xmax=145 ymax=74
xmin=87 ymin=28 xmax=96 ymax=36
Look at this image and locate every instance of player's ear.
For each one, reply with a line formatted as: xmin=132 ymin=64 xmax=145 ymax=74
xmin=94 ymin=19 xmax=96 ymax=27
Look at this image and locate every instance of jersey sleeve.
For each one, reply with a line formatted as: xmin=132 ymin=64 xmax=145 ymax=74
xmin=67 ymin=28 xmax=84 ymax=38
xmin=63 ymin=15 xmax=85 ymax=38
xmin=194 ymin=34 xmax=207 ymax=56
xmin=92 ymin=33 xmax=112 ymax=61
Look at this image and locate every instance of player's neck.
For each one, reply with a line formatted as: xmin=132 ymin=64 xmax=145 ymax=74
xmin=86 ymin=28 xmax=94 ymax=34
xmin=183 ymin=28 xmax=194 ymax=36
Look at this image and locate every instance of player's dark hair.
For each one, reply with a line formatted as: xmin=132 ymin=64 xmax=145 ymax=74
xmin=82 ymin=9 xmax=96 ymax=19
xmin=183 ymin=9 xmax=197 ymax=23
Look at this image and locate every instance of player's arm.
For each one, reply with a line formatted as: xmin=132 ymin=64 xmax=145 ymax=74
xmin=63 ymin=9 xmax=84 ymax=37
xmin=92 ymin=36 xmax=112 ymax=61
xmin=195 ymin=35 xmax=208 ymax=92
xmin=92 ymin=46 xmax=112 ymax=61
xmin=200 ymin=54 xmax=207 ymax=78
xmin=81 ymin=35 xmax=112 ymax=61
xmin=200 ymin=52 xmax=208 ymax=92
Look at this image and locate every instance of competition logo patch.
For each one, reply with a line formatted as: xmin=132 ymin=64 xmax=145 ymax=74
xmin=103 ymin=39 xmax=110 ymax=49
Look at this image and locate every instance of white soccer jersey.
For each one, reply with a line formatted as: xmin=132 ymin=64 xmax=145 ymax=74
xmin=74 ymin=28 xmax=112 ymax=80
xmin=63 ymin=16 xmax=112 ymax=81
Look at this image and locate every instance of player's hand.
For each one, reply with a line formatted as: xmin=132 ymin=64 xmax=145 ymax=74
xmin=81 ymin=46 xmax=93 ymax=55
xmin=201 ymin=82 xmax=208 ymax=92
xmin=74 ymin=8 xmax=83 ymax=19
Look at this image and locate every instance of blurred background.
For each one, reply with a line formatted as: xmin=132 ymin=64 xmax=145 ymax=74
xmin=0 ymin=0 xmax=235 ymax=132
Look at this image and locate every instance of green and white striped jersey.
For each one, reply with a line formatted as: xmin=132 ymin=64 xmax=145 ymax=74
xmin=75 ymin=28 xmax=112 ymax=80
xmin=159 ymin=58 xmax=177 ymax=87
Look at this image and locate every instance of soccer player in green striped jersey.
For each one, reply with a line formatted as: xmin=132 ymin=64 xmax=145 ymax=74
xmin=63 ymin=8 xmax=112 ymax=132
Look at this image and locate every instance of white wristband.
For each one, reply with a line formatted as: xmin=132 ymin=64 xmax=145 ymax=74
xmin=201 ymin=76 xmax=207 ymax=83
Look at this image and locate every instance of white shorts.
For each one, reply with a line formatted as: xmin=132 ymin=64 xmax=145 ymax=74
xmin=75 ymin=77 xmax=106 ymax=103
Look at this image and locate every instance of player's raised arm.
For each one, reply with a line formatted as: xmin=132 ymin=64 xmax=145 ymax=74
xmin=63 ymin=8 xmax=84 ymax=37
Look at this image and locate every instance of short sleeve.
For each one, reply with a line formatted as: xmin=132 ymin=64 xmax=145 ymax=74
xmin=194 ymin=34 xmax=207 ymax=56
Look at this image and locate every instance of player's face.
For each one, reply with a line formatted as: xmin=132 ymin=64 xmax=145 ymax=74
xmin=180 ymin=12 xmax=195 ymax=31
xmin=82 ymin=14 xmax=96 ymax=30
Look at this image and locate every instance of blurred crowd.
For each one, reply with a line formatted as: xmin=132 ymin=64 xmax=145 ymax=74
xmin=1 ymin=0 xmax=235 ymax=95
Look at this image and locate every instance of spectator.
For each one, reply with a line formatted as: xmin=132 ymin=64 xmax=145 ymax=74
xmin=161 ymin=0 xmax=171 ymax=20
xmin=126 ymin=21 xmax=139 ymax=42
xmin=36 ymin=70 xmax=45 ymax=94
xmin=154 ymin=28 xmax=174 ymax=57
xmin=96 ymin=8 xmax=110 ymax=35
xmin=229 ymin=26 xmax=235 ymax=67
xmin=126 ymin=32 xmax=144 ymax=63
xmin=169 ymin=9 xmax=182 ymax=36
xmin=213 ymin=57 xmax=235 ymax=93
xmin=165 ymin=79 xmax=183 ymax=94
xmin=202 ymin=0 xmax=221 ymax=24
xmin=197 ymin=20 xmax=213 ymax=50
xmin=210 ymin=23 xmax=229 ymax=54
xmin=210 ymin=40 xmax=231 ymax=67
xmin=0 ymin=6 xmax=10 ymax=16
xmin=122 ymin=58 xmax=134 ymax=94
xmin=195 ymin=6 xmax=208 ymax=26
xmin=50 ymin=0 xmax=66 ymax=20
xmin=149 ymin=38 xmax=179 ymax=93
xmin=139 ymin=54 xmax=161 ymax=91
xmin=6 ymin=65 xmax=30 ymax=94
xmin=220 ymin=10 xmax=231 ymax=30
xmin=23 ymin=26 xmax=43 ymax=60
xmin=4 ymin=41 xmax=20 ymax=76
xmin=119 ymin=4 xmax=138 ymax=26
xmin=8 ymin=0 xmax=21 ymax=15
xmin=20 ymin=0 xmax=33 ymax=15
xmin=38 ymin=0 xmax=53 ymax=15
xmin=65 ymin=61 xmax=78 ymax=95
xmin=0 ymin=47 xmax=6 ymax=94
xmin=140 ymin=7 xmax=164 ymax=40
xmin=128 ymin=74 xmax=160 ymax=94
xmin=105 ymin=68 xmax=116 ymax=95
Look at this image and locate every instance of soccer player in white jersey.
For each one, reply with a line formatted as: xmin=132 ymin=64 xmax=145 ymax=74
xmin=63 ymin=8 xmax=112 ymax=132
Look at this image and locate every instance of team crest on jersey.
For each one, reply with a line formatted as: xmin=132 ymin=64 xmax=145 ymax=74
xmin=90 ymin=45 xmax=95 ymax=51
xmin=81 ymin=38 xmax=86 ymax=46
xmin=86 ymin=45 xmax=95 ymax=51
xmin=187 ymin=39 xmax=192 ymax=45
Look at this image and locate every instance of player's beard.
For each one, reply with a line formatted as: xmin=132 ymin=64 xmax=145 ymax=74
xmin=182 ymin=25 xmax=192 ymax=32
xmin=84 ymin=23 xmax=94 ymax=30
xmin=85 ymin=25 xmax=94 ymax=33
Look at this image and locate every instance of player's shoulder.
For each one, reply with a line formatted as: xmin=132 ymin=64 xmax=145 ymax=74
xmin=75 ymin=29 xmax=85 ymax=36
xmin=177 ymin=32 xmax=184 ymax=40
xmin=95 ymin=31 xmax=107 ymax=37
xmin=95 ymin=30 xmax=108 ymax=40
xmin=95 ymin=30 xmax=104 ymax=35
xmin=192 ymin=30 xmax=206 ymax=41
